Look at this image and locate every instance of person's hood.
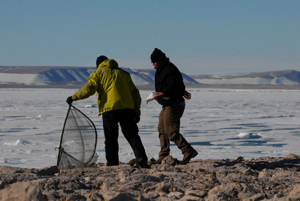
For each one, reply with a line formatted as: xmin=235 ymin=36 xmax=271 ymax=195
xmin=97 ymin=59 xmax=119 ymax=69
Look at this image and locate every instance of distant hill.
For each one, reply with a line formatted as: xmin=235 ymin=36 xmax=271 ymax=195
xmin=0 ymin=66 xmax=198 ymax=87
xmin=0 ymin=66 xmax=299 ymax=89
xmin=190 ymin=70 xmax=300 ymax=86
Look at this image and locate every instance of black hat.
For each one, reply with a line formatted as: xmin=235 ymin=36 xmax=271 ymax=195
xmin=150 ymin=48 xmax=166 ymax=63
xmin=96 ymin=55 xmax=108 ymax=67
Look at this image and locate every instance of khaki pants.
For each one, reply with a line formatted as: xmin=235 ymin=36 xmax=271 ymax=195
xmin=157 ymin=103 xmax=191 ymax=159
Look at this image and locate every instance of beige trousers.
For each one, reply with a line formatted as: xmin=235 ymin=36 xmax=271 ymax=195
xmin=157 ymin=103 xmax=192 ymax=159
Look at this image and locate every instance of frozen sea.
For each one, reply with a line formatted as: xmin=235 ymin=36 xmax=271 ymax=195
xmin=0 ymin=88 xmax=300 ymax=168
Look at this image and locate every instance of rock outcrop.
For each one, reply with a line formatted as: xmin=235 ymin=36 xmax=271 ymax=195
xmin=1 ymin=154 xmax=300 ymax=200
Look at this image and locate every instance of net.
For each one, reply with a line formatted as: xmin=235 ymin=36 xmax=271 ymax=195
xmin=57 ymin=105 xmax=98 ymax=169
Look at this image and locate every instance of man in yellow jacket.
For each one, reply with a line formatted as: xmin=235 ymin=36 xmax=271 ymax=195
xmin=66 ymin=55 xmax=149 ymax=168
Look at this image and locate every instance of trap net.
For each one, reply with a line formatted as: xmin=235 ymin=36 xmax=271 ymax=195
xmin=57 ymin=105 xmax=98 ymax=169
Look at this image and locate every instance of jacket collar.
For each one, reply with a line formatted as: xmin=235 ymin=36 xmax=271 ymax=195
xmin=156 ymin=58 xmax=170 ymax=71
xmin=97 ymin=59 xmax=119 ymax=69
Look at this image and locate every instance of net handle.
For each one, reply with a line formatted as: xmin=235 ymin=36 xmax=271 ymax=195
xmin=57 ymin=105 xmax=72 ymax=167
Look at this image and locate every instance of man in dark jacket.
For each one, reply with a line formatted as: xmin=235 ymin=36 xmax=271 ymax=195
xmin=150 ymin=48 xmax=198 ymax=165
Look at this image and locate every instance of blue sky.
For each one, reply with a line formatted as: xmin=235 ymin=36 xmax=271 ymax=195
xmin=0 ymin=0 xmax=299 ymax=74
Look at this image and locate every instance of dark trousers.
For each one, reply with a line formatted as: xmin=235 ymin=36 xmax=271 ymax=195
xmin=158 ymin=104 xmax=192 ymax=159
xmin=102 ymin=109 xmax=148 ymax=166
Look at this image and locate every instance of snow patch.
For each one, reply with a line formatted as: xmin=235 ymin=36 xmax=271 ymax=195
xmin=4 ymin=139 xmax=31 ymax=146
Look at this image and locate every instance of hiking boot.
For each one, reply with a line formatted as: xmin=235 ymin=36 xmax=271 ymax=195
xmin=148 ymin=158 xmax=157 ymax=165
xmin=180 ymin=149 xmax=198 ymax=165
xmin=155 ymin=157 xmax=166 ymax=164
xmin=138 ymin=158 xmax=150 ymax=169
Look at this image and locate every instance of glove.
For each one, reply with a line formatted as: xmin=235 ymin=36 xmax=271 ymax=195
xmin=134 ymin=115 xmax=140 ymax=123
xmin=183 ymin=90 xmax=191 ymax=100
xmin=66 ymin=96 xmax=73 ymax=105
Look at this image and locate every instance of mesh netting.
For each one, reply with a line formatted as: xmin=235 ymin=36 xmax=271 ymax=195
xmin=57 ymin=105 xmax=98 ymax=169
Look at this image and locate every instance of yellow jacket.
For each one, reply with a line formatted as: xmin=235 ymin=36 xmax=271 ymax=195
xmin=72 ymin=59 xmax=141 ymax=115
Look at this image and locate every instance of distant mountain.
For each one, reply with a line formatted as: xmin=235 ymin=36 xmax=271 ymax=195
xmin=0 ymin=66 xmax=199 ymax=86
xmin=190 ymin=70 xmax=300 ymax=86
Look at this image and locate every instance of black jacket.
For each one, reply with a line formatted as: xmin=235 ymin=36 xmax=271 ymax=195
xmin=155 ymin=58 xmax=185 ymax=106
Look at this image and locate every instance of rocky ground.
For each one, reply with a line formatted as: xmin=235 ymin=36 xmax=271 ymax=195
xmin=1 ymin=154 xmax=300 ymax=201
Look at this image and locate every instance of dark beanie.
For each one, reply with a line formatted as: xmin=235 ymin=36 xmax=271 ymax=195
xmin=96 ymin=55 xmax=108 ymax=67
xmin=150 ymin=48 xmax=166 ymax=63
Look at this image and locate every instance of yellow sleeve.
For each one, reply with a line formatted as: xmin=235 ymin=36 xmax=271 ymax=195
xmin=72 ymin=72 xmax=98 ymax=101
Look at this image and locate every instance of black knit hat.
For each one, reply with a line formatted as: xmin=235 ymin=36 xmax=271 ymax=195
xmin=96 ymin=55 xmax=108 ymax=67
xmin=150 ymin=48 xmax=166 ymax=63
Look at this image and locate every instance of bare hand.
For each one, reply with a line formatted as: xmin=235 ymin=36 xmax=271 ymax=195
xmin=183 ymin=90 xmax=191 ymax=100
xmin=154 ymin=92 xmax=164 ymax=100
